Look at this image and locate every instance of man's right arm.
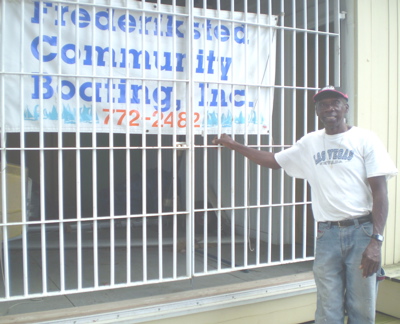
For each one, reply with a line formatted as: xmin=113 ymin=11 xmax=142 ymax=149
xmin=212 ymin=134 xmax=281 ymax=170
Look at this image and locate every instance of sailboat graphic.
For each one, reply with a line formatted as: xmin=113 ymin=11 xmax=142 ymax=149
xmin=24 ymin=104 xmax=99 ymax=124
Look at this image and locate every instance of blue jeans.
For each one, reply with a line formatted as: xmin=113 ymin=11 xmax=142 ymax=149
xmin=313 ymin=220 xmax=378 ymax=324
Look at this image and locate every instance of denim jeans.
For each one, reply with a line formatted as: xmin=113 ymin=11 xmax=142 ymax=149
xmin=313 ymin=220 xmax=378 ymax=324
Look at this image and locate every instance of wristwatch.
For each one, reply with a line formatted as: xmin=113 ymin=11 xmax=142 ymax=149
xmin=372 ymin=234 xmax=384 ymax=242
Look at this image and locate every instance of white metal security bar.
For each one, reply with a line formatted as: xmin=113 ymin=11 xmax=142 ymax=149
xmin=0 ymin=0 xmax=340 ymax=302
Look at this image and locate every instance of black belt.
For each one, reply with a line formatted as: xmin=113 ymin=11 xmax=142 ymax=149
xmin=319 ymin=214 xmax=372 ymax=228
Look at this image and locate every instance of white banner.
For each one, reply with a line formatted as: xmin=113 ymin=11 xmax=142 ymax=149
xmin=1 ymin=1 xmax=277 ymax=134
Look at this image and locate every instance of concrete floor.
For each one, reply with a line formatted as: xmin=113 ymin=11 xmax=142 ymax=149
xmin=301 ymin=313 xmax=400 ymax=324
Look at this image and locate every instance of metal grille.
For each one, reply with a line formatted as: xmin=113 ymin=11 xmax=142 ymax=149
xmin=0 ymin=0 xmax=340 ymax=301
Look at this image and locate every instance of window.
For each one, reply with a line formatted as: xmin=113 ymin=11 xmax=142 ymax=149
xmin=0 ymin=0 xmax=340 ymax=301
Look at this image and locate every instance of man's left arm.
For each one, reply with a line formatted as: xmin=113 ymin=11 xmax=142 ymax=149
xmin=360 ymin=175 xmax=388 ymax=278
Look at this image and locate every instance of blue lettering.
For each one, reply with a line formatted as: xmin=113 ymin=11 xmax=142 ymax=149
xmin=210 ymin=89 xmax=228 ymax=107
xmin=61 ymin=80 xmax=75 ymax=100
xmin=55 ymin=5 xmax=69 ymax=26
xmin=31 ymin=75 xmax=54 ymax=99
xmin=176 ymin=53 xmax=186 ymax=72
xmin=207 ymin=50 xmax=216 ymax=74
xmin=128 ymin=49 xmax=151 ymax=69
xmin=83 ymin=45 xmax=93 ymax=66
xmin=342 ymin=149 xmax=349 ymax=160
xmin=95 ymin=46 xmax=117 ymax=67
xmin=234 ymin=25 xmax=246 ymax=44
xmin=31 ymin=2 xmax=52 ymax=24
xmin=314 ymin=152 xmax=322 ymax=164
xmin=130 ymin=84 xmax=150 ymax=104
xmin=139 ymin=15 xmax=153 ymax=35
xmin=80 ymin=82 xmax=93 ymax=101
xmin=198 ymin=83 xmax=205 ymax=107
xmin=95 ymin=9 xmax=116 ymax=31
xmin=153 ymin=86 xmax=173 ymax=112
xmin=117 ymin=80 xmax=126 ymax=103
xmin=231 ymin=89 xmax=246 ymax=107
xmin=220 ymin=57 xmax=232 ymax=81
xmin=193 ymin=22 xmax=201 ymax=39
xmin=327 ymin=149 xmax=334 ymax=160
xmin=154 ymin=51 xmax=172 ymax=71
xmin=215 ymin=25 xmax=230 ymax=42
xmin=79 ymin=82 xmax=102 ymax=102
xmin=117 ymin=14 xmax=136 ymax=32
xmin=61 ymin=43 xmax=77 ymax=64
xmin=195 ymin=50 xmax=205 ymax=73
xmin=31 ymin=35 xmax=57 ymax=62
xmin=206 ymin=20 xmax=213 ymax=40
xmin=71 ymin=8 xmax=91 ymax=28
xmin=166 ymin=15 xmax=184 ymax=38
xmin=95 ymin=83 xmax=102 ymax=102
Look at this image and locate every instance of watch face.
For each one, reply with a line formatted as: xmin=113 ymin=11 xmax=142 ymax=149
xmin=373 ymin=234 xmax=384 ymax=242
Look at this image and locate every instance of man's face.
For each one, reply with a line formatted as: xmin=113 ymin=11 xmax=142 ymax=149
xmin=315 ymin=96 xmax=349 ymax=128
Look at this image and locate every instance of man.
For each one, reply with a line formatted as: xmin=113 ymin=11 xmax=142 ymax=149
xmin=212 ymin=86 xmax=397 ymax=323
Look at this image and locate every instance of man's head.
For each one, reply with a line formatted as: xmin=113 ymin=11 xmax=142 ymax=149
xmin=314 ymin=86 xmax=349 ymax=134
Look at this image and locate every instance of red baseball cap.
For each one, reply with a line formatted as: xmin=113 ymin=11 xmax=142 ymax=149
xmin=313 ymin=85 xmax=349 ymax=102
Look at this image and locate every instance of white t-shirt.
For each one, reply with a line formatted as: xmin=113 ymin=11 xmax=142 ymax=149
xmin=274 ymin=127 xmax=397 ymax=222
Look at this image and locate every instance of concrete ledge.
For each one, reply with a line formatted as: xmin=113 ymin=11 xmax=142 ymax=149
xmin=0 ymin=272 xmax=316 ymax=324
xmin=377 ymin=263 xmax=400 ymax=319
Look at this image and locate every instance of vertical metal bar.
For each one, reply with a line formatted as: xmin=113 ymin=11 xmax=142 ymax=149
xmin=74 ymin=2 xmax=83 ymax=291
xmin=56 ymin=0 xmax=65 ymax=293
xmin=259 ymin=0 xmax=271 ymax=266
xmin=243 ymin=1 xmax=251 ymax=267
xmin=325 ymin=0 xmax=330 ymax=84
xmin=216 ymin=75 xmax=222 ymax=268
xmin=229 ymin=2 xmax=236 ymax=271
xmin=38 ymin=0 xmax=48 ymax=295
xmin=301 ymin=0 xmax=309 ymax=260
xmin=333 ymin=0 xmax=340 ymax=85
xmin=291 ymin=1 xmax=297 ymax=260
xmin=141 ymin=1 xmax=148 ymax=283
xmin=199 ymin=2 xmax=209 ymax=274
xmin=216 ymin=1 xmax=222 ymax=271
xmin=243 ymin=0 xmax=249 ymax=269
xmin=19 ymin=0 xmax=29 ymax=297
xmin=253 ymin=0 xmax=262 ymax=266
xmin=108 ymin=0 xmax=115 ymax=287
xmin=187 ymin=0 xmax=194 ymax=279
xmin=124 ymin=2 xmax=132 ymax=284
xmin=91 ymin=0 xmax=99 ymax=289
xmin=203 ymin=128 xmax=209 ymax=274
xmin=0 ymin=0 xmax=9 ymax=298
xmin=156 ymin=3 xmax=163 ymax=281
xmin=171 ymin=0 xmax=178 ymax=280
xmin=277 ymin=0 xmax=285 ymax=263
xmin=267 ymin=0 xmax=275 ymax=265
xmin=313 ymin=0 xmax=320 ymax=255
xmin=314 ymin=0 xmax=320 ymax=95
xmin=218 ymin=0 xmax=224 ymax=271
xmin=198 ymin=2 xmax=209 ymax=274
